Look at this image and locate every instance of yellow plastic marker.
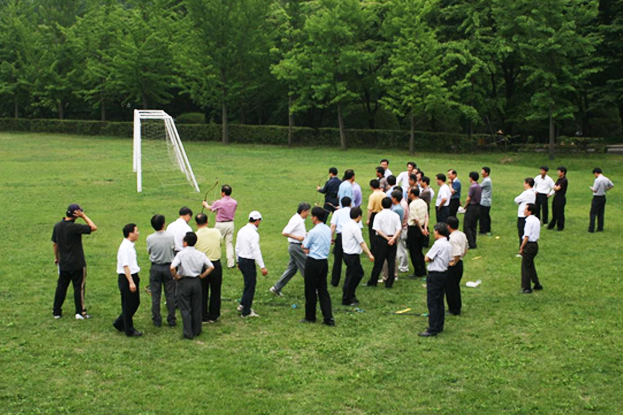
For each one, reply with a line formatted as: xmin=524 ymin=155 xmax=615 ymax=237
xmin=395 ymin=308 xmax=412 ymax=314
xmin=472 ymin=256 xmax=482 ymax=260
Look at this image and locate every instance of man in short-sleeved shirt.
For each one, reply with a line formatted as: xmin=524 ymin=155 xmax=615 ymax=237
xmin=519 ymin=204 xmax=542 ymax=293
xmin=167 ymin=207 xmax=193 ymax=252
xmin=341 ymin=207 xmax=374 ymax=306
xmin=463 ymin=171 xmax=482 ymax=250
xmin=146 ymin=214 xmax=176 ymax=327
xmin=366 ymin=197 xmax=401 ymax=288
xmin=445 ymin=216 xmax=468 ymax=316
xmin=547 ymin=167 xmax=568 ymax=231
xmin=195 ymin=213 xmax=223 ymax=323
xmin=113 ymin=224 xmax=142 ymax=337
xmin=588 ymin=168 xmax=614 ymax=233
xmin=203 ymin=185 xmax=238 ymax=267
xmin=479 ymin=167 xmax=493 ymax=235
xmin=448 ymin=169 xmax=461 ymax=217
xmin=51 ymin=203 xmax=97 ymax=319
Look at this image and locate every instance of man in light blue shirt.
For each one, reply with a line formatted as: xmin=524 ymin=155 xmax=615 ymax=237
xmin=301 ymin=207 xmax=334 ymax=326
xmin=338 ymin=170 xmax=355 ymax=207
xmin=589 ymin=167 xmax=614 ymax=232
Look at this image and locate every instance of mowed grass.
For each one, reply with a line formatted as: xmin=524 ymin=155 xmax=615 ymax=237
xmin=0 ymin=132 xmax=621 ymax=415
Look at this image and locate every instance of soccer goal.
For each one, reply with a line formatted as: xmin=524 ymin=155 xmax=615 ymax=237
xmin=133 ymin=110 xmax=200 ymax=193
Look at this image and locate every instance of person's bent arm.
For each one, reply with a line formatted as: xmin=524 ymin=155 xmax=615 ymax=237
xmin=124 ymin=265 xmax=136 ymax=292
xmin=76 ymin=211 xmax=97 ymax=231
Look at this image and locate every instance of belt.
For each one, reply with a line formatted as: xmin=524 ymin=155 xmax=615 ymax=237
xmin=152 ymin=262 xmax=171 ymax=266
xmin=290 ymin=242 xmax=302 ymax=245
xmin=217 ymin=220 xmax=233 ymax=223
xmin=179 ymin=275 xmax=199 ymax=279
xmin=527 ymin=241 xmax=538 ymax=244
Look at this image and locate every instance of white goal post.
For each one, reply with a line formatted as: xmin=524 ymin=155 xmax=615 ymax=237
xmin=133 ymin=109 xmax=200 ymax=193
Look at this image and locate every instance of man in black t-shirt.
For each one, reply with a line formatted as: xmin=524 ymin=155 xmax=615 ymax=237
xmin=51 ymin=204 xmax=98 ymax=319
xmin=547 ymin=167 xmax=569 ymax=231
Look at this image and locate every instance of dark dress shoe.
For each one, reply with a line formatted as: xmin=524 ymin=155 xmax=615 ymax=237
xmin=299 ymin=319 xmax=316 ymax=324
xmin=519 ymin=289 xmax=533 ymax=294
xmin=323 ymin=319 xmax=335 ymax=326
xmin=130 ymin=330 xmax=143 ymax=337
xmin=533 ymin=284 xmax=543 ymax=290
xmin=418 ymin=331 xmax=437 ymax=337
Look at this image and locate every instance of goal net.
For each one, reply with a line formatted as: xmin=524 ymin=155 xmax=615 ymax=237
xmin=133 ymin=110 xmax=200 ymax=193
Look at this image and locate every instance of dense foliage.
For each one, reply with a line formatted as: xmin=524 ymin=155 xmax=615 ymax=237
xmin=0 ymin=0 xmax=620 ymax=147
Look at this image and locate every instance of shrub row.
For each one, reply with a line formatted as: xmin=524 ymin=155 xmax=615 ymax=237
xmin=0 ymin=117 xmax=607 ymax=153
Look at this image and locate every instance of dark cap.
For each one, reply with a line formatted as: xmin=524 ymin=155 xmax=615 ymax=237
xmin=66 ymin=204 xmax=83 ymax=217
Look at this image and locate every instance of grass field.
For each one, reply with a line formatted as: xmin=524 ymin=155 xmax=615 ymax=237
xmin=0 ymin=132 xmax=621 ymax=414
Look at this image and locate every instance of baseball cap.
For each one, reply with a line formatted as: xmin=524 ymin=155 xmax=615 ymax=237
xmin=249 ymin=211 xmax=263 ymax=221
xmin=66 ymin=204 xmax=83 ymax=216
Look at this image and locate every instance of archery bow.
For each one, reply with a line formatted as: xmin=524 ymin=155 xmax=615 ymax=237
xmin=201 ymin=178 xmax=219 ymax=213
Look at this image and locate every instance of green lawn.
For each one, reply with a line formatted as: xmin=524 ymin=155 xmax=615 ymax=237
xmin=0 ymin=132 xmax=621 ymax=414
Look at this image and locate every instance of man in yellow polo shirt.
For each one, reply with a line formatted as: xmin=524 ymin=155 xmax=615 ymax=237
xmin=194 ymin=213 xmax=223 ymax=323
xmin=367 ymin=179 xmax=385 ymax=248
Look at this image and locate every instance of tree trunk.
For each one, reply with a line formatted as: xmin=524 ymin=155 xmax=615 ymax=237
xmin=549 ymin=105 xmax=555 ymax=160
xmin=410 ymin=112 xmax=415 ymax=156
xmin=100 ymin=95 xmax=106 ymax=122
xmin=337 ymin=103 xmax=347 ymax=151
xmin=618 ymin=103 xmax=623 ymax=140
xmin=142 ymin=93 xmax=148 ymax=110
xmin=240 ymin=97 xmax=246 ymax=124
xmin=14 ymin=96 xmax=19 ymax=119
xmin=288 ymin=95 xmax=294 ymax=148
xmin=222 ymin=97 xmax=229 ymax=145
xmin=57 ymin=100 xmax=64 ymax=120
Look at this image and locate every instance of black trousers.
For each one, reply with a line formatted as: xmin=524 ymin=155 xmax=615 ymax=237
xmin=517 ymin=217 xmax=526 ymax=248
xmin=479 ymin=205 xmax=491 ymax=234
xmin=436 ymin=205 xmax=449 ymax=224
xmin=114 ymin=273 xmax=141 ymax=336
xmin=149 ymin=262 xmax=176 ymax=326
xmin=464 ymin=204 xmax=479 ymax=249
xmin=445 ymin=260 xmax=463 ymax=315
xmin=331 ymin=233 xmax=344 ymax=286
xmin=53 ymin=267 xmax=86 ymax=316
xmin=521 ymin=242 xmax=540 ymax=290
xmin=426 ymin=271 xmax=447 ymax=334
xmin=322 ymin=202 xmax=336 ymax=224
xmin=304 ymin=257 xmax=333 ymax=323
xmin=239 ymin=257 xmax=256 ymax=316
xmin=548 ymin=195 xmax=566 ymax=230
xmin=368 ymin=237 xmax=397 ymax=288
xmin=177 ymin=277 xmax=202 ymax=339
xmin=201 ymin=260 xmax=222 ymax=321
xmin=342 ymin=253 xmax=364 ymax=305
xmin=368 ymin=212 xmax=378 ymax=248
xmin=589 ymin=195 xmax=606 ymax=232
xmin=535 ymin=193 xmax=549 ymax=224
xmin=407 ymin=225 xmax=426 ymax=277
xmin=449 ymin=199 xmax=460 ymax=218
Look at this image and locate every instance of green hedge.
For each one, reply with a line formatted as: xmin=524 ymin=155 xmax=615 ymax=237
xmin=0 ymin=117 xmax=605 ymax=153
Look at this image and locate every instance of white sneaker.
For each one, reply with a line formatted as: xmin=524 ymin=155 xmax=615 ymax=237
xmin=241 ymin=310 xmax=259 ymax=318
xmin=75 ymin=313 xmax=92 ymax=320
xmin=54 ymin=315 xmax=62 ymax=320
xmin=236 ymin=304 xmax=243 ymax=312
xmin=269 ymin=286 xmax=283 ymax=297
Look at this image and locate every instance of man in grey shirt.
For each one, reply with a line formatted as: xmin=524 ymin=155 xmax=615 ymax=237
xmin=479 ymin=167 xmax=492 ymax=236
xmin=588 ymin=167 xmax=614 ymax=233
xmin=146 ymin=214 xmax=176 ymax=327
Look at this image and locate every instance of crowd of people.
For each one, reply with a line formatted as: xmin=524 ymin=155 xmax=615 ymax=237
xmin=51 ymin=161 xmax=614 ymax=339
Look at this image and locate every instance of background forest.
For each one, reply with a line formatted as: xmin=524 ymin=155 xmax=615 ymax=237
xmin=1 ymin=0 xmax=622 ymax=144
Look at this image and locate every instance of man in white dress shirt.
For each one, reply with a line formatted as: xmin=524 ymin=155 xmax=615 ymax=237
xmin=235 ymin=211 xmax=268 ymax=318
xmin=445 ymin=216 xmax=468 ymax=315
xmin=534 ymin=166 xmax=555 ymax=225
xmin=113 ymin=224 xmax=143 ymax=337
xmin=435 ymin=173 xmax=451 ymax=224
xmin=270 ymin=203 xmax=310 ymax=296
xmin=380 ymin=159 xmax=392 ymax=178
xmin=341 ymin=207 xmax=374 ymax=306
xmin=588 ymin=167 xmax=614 ymax=233
xmin=166 ymin=207 xmax=193 ymax=253
xmin=365 ymin=197 xmax=402 ymax=288
xmin=519 ymin=204 xmax=542 ymax=293
xmin=514 ymin=178 xmax=536 ymax=249
xmin=396 ymin=161 xmax=417 ymax=194
xmin=329 ymin=197 xmax=354 ymax=287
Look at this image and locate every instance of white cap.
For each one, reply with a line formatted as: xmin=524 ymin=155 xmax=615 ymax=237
xmin=249 ymin=211 xmax=263 ymax=221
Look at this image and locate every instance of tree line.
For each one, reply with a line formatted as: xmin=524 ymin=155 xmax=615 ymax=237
xmin=1 ymin=0 xmax=621 ymax=154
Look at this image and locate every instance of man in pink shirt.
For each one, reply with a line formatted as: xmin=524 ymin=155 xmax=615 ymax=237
xmin=203 ymin=185 xmax=238 ymax=268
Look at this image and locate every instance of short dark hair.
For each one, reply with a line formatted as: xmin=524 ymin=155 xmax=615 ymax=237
xmin=297 ymin=202 xmax=312 ymax=214
xmin=526 ymin=203 xmax=537 ymax=214
xmin=381 ymin=197 xmax=392 ymax=209
xmin=421 ymin=176 xmax=430 ymax=185
xmin=350 ymin=207 xmax=362 ymax=219
xmin=391 ymin=189 xmax=403 ymax=202
xmin=311 ymin=206 xmax=325 ymax=222
xmin=183 ymin=231 xmax=198 ymax=246
xmin=409 ymin=187 xmax=420 ymax=197
xmin=469 ymin=171 xmax=479 ymax=181
xmin=340 ymin=197 xmax=352 ymax=207
xmin=151 ymin=214 xmax=165 ymax=231
xmin=343 ymin=169 xmax=355 ymax=181
xmin=448 ymin=169 xmax=457 ymax=176
xmin=434 ymin=222 xmax=449 ymax=237
xmin=482 ymin=166 xmax=491 ymax=175
xmin=540 ymin=166 xmax=549 ymax=172
xmin=525 ymin=177 xmax=535 ymax=187
xmin=123 ymin=223 xmax=137 ymax=238
xmin=221 ymin=185 xmax=232 ymax=196
xmin=387 ymin=175 xmax=396 ymax=186
xmin=380 ymin=158 xmax=389 ymax=164
xmin=370 ymin=179 xmax=380 ymax=189
xmin=446 ymin=216 xmax=459 ymax=230
xmin=376 ymin=166 xmax=385 ymax=175
xmin=329 ymin=167 xmax=338 ymax=176
xmin=409 ymin=173 xmax=418 ymax=182
xmin=407 ymin=161 xmax=417 ymax=169
xmin=195 ymin=213 xmax=208 ymax=225
xmin=593 ymin=167 xmax=602 ymax=174
xmin=179 ymin=206 xmax=193 ymax=216
xmin=416 ymin=170 xmax=424 ymax=178
xmin=557 ymin=166 xmax=567 ymax=175
xmin=436 ymin=173 xmax=447 ymax=182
